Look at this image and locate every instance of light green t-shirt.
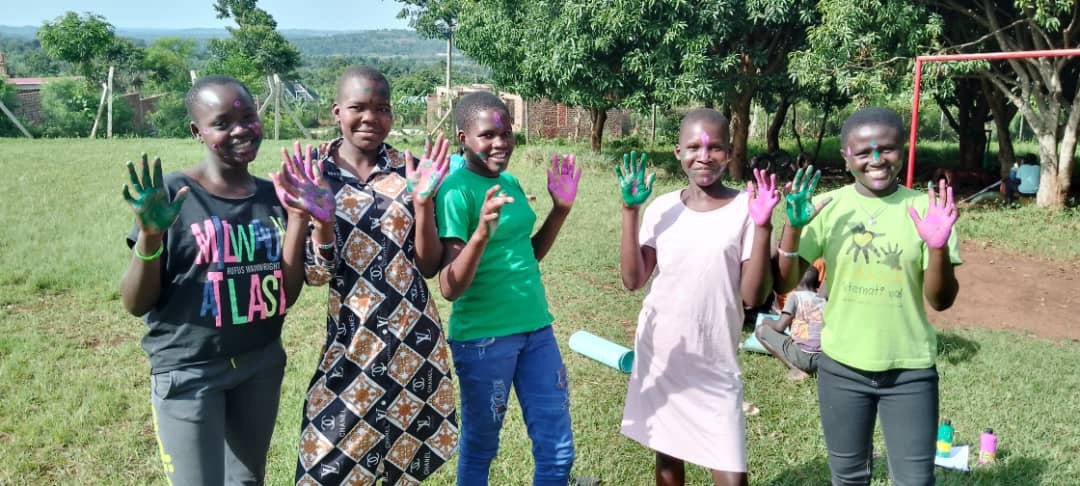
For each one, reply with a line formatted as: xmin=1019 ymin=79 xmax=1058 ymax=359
xmin=799 ymin=185 xmax=962 ymax=371
xmin=435 ymin=168 xmax=553 ymax=341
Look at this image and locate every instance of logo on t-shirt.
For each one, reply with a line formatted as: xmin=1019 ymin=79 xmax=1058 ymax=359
xmin=190 ymin=216 xmax=286 ymax=327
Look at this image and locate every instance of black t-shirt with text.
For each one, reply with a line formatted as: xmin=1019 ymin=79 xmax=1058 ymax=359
xmin=127 ymin=173 xmax=288 ymax=372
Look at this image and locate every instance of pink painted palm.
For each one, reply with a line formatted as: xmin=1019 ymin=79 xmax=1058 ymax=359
xmin=908 ymin=179 xmax=958 ymax=249
xmin=747 ymin=168 xmax=780 ymax=226
xmin=270 ymin=141 xmax=334 ymax=223
xmin=548 ymin=153 xmax=583 ymax=211
xmin=405 ymin=133 xmax=451 ymax=202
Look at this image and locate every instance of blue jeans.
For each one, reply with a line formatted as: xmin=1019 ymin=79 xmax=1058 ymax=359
xmin=450 ymin=325 xmax=575 ymax=486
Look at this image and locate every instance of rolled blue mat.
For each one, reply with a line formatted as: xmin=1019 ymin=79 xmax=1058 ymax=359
xmin=568 ymin=330 xmax=634 ymax=373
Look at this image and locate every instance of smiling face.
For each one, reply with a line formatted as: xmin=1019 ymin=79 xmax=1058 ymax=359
xmin=458 ymin=107 xmax=515 ymax=176
xmin=842 ymin=122 xmax=904 ymax=197
xmin=332 ymin=76 xmax=393 ymax=154
xmin=188 ymin=83 xmax=263 ymax=165
xmin=675 ymin=120 xmax=731 ymax=188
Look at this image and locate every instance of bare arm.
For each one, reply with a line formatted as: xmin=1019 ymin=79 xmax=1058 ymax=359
xmin=414 ymin=198 xmax=443 ymax=278
xmin=437 ymin=186 xmax=511 ymax=301
xmin=531 ymin=206 xmax=570 ymax=262
xmin=768 ymin=311 xmax=794 ymax=333
xmin=741 ymin=223 xmax=775 ymax=308
xmin=923 ymin=247 xmax=959 ymax=311
xmin=280 ymin=212 xmax=309 ymax=308
xmin=120 ymin=231 xmax=166 ymax=316
xmin=775 ymin=223 xmax=811 ymax=294
xmin=618 ymin=206 xmax=657 ymax=290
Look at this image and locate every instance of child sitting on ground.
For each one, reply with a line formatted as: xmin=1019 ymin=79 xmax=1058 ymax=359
xmin=756 ymin=266 xmax=826 ymax=381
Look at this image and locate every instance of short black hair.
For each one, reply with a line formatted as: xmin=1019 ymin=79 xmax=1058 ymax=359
xmin=840 ymin=107 xmax=905 ymax=146
xmin=454 ymin=91 xmax=509 ymax=132
xmin=801 ymin=265 xmax=821 ymax=290
xmin=185 ymin=75 xmax=252 ymax=119
xmin=336 ymin=65 xmax=390 ymax=102
xmin=679 ymin=108 xmax=730 ymax=136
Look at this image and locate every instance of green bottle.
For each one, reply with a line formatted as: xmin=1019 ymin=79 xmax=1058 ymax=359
xmin=936 ymin=419 xmax=954 ymax=457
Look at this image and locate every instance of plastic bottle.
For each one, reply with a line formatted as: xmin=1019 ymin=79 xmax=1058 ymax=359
xmin=979 ymin=428 xmax=997 ymax=464
xmin=936 ymin=419 xmax=954 ymax=458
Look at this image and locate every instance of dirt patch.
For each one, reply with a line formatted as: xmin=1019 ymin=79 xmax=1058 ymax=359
xmin=930 ymin=240 xmax=1080 ymax=341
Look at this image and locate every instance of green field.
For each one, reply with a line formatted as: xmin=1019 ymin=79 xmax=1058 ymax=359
xmin=0 ymin=137 xmax=1077 ymax=485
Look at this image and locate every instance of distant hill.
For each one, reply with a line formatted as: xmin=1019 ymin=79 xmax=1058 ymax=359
xmin=0 ymin=25 xmax=455 ymax=59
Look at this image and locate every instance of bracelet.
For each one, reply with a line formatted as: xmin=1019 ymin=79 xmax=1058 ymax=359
xmin=777 ymin=246 xmax=799 ymax=259
xmin=314 ymin=240 xmax=334 ymax=251
xmin=134 ymin=243 xmax=164 ymax=261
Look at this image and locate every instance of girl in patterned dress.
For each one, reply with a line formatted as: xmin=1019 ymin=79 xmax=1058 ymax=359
xmin=294 ymin=66 xmax=459 ymax=485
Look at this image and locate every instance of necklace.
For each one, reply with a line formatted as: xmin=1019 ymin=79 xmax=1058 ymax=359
xmin=852 ymin=191 xmax=890 ymax=227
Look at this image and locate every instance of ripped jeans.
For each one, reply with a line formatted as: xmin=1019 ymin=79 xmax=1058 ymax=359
xmin=449 ymin=325 xmax=575 ymax=486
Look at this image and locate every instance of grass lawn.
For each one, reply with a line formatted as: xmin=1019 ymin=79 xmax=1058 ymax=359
xmin=0 ymin=137 xmax=1077 ymax=485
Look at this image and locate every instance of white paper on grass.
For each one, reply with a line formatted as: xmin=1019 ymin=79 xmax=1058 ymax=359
xmin=934 ymin=445 xmax=970 ymax=472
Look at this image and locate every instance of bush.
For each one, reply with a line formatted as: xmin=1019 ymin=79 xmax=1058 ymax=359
xmin=146 ymin=92 xmax=191 ymax=138
xmin=37 ymin=80 xmax=134 ymax=137
xmin=0 ymin=79 xmax=21 ymax=137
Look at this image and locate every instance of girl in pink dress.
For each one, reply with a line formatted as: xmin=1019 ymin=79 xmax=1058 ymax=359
xmin=616 ymin=108 xmax=779 ymax=486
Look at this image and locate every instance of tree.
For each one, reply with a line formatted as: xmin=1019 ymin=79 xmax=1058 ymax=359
xmin=0 ymin=78 xmax=23 ymax=137
xmin=793 ymin=1 xmax=1080 ymax=208
xmin=141 ymin=38 xmax=198 ymax=94
xmin=397 ymin=0 xmax=460 ymax=90
xmin=36 ymin=12 xmax=117 ymax=82
xmin=207 ymin=0 xmax=300 ymax=89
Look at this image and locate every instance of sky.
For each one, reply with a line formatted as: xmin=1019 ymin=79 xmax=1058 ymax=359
xmin=0 ymin=0 xmax=410 ymax=31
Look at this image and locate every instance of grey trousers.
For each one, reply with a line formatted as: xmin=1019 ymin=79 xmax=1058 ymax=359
xmin=816 ymin=353 xmax=939 ymax=486
xmin=150 ymin=339 xmax=286 ymax=485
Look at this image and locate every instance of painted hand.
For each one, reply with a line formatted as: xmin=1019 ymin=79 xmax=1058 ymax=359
xmin=122 ymin=153 xmax=189 ymax=235
xmin=476 ymin=184 xmax=514 ymax=240
xmin=784 ymin=165 xmax=825 ymax=228
xmin=747 ymin=168 xmax=780 ymax=226
xmin=548 ymin=153 xmax=582 ymax=211
xmin=270 ymin=141 xmax=335 ymax=223
xmin=908 ymin=179 xmax=958 ymax=249
xmin=406 ymin=133 xmax=451 ymax=203
xmin=616 ymin=151 xmax=655 ymax=208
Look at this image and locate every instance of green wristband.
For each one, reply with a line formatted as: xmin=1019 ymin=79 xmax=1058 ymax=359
xmin=134 ymin=243 xmax=164 ymax=261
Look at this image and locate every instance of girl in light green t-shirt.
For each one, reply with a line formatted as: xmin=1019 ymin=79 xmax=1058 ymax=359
xmin=775 ymin=107 xmax=961 ymax=486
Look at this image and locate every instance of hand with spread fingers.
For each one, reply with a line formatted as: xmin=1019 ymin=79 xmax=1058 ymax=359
xmin=270 ymin=141 xmax=335 ymax=223
xmin=747 ymin=168 xmax=781 ymax=226
xmin=122 ymin=153 xmax=189 ymax=235
xmin=616 ymin=151 xmax=656 ymax=208
xmin=406 ymin=133 xmax=451 ymax=203
xmin=476 ymin=184 xmax=515 ymax=240
xmin=909 ymin=179 xmax=958 ymax=249
xmin=548 ymin=153 xmax=582 ymax=212
xmin=784 ymin=165 xmax=829 ymax=228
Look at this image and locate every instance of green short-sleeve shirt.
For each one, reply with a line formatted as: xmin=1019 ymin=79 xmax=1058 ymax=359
xmin=799 ymin=185 xmax=962 ymax=371
xmin=435 ymin=168 xmax=553 ymax=341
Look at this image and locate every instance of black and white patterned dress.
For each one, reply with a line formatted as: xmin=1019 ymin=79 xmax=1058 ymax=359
xmin=296 ymin=140 xmax=458 ymax=485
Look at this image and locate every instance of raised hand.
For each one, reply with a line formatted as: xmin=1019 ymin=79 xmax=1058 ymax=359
xmin=747 ymin=168 xmax=780 ymax=226
xmin=476 ymin=184 xmax=515 ymax=240
xmin=908 ymin=179 xmax=958 ymax=249
xmin=785 ymin=165 xmax=827 ymax=228
xmin=548 ymin=153 xmax=582 ymax=211
xmin=616 ymin=151 xmax=655 ymax=208
xmin=406 ymin=133 xmax=451 ymax=202
xmin=122 ymin=153 xmax=189 ymax=235
xmin=270 ymin=141 xmax=334 ymax=223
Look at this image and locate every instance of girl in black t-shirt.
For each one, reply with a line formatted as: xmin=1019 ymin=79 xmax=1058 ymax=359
xmin=119 ymin=75 xmax=333 ymax=485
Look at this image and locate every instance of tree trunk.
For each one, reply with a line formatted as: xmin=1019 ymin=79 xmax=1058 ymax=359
xmin=589 ymin=108 xmax=607 ymax=153
xmin=937 ymin=79 xmax=990 ymax=170
xmin=729 ymin=91 xmax=753 ymax=181
xmin=982 ymin=77 xmax=1017 ymax=180
xmin=766 ymin=96 xmax=791 ymax=154
xmin=813 ymin=106 xmax=832 ymax=162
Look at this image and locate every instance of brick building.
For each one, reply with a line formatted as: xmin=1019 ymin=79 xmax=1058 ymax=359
xmin=427 ymin=84 xmax=633 ymax=141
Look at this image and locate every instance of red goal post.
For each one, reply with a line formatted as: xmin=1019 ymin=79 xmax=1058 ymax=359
xmin=906 ymin=48 xmax=1080 ymax=187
